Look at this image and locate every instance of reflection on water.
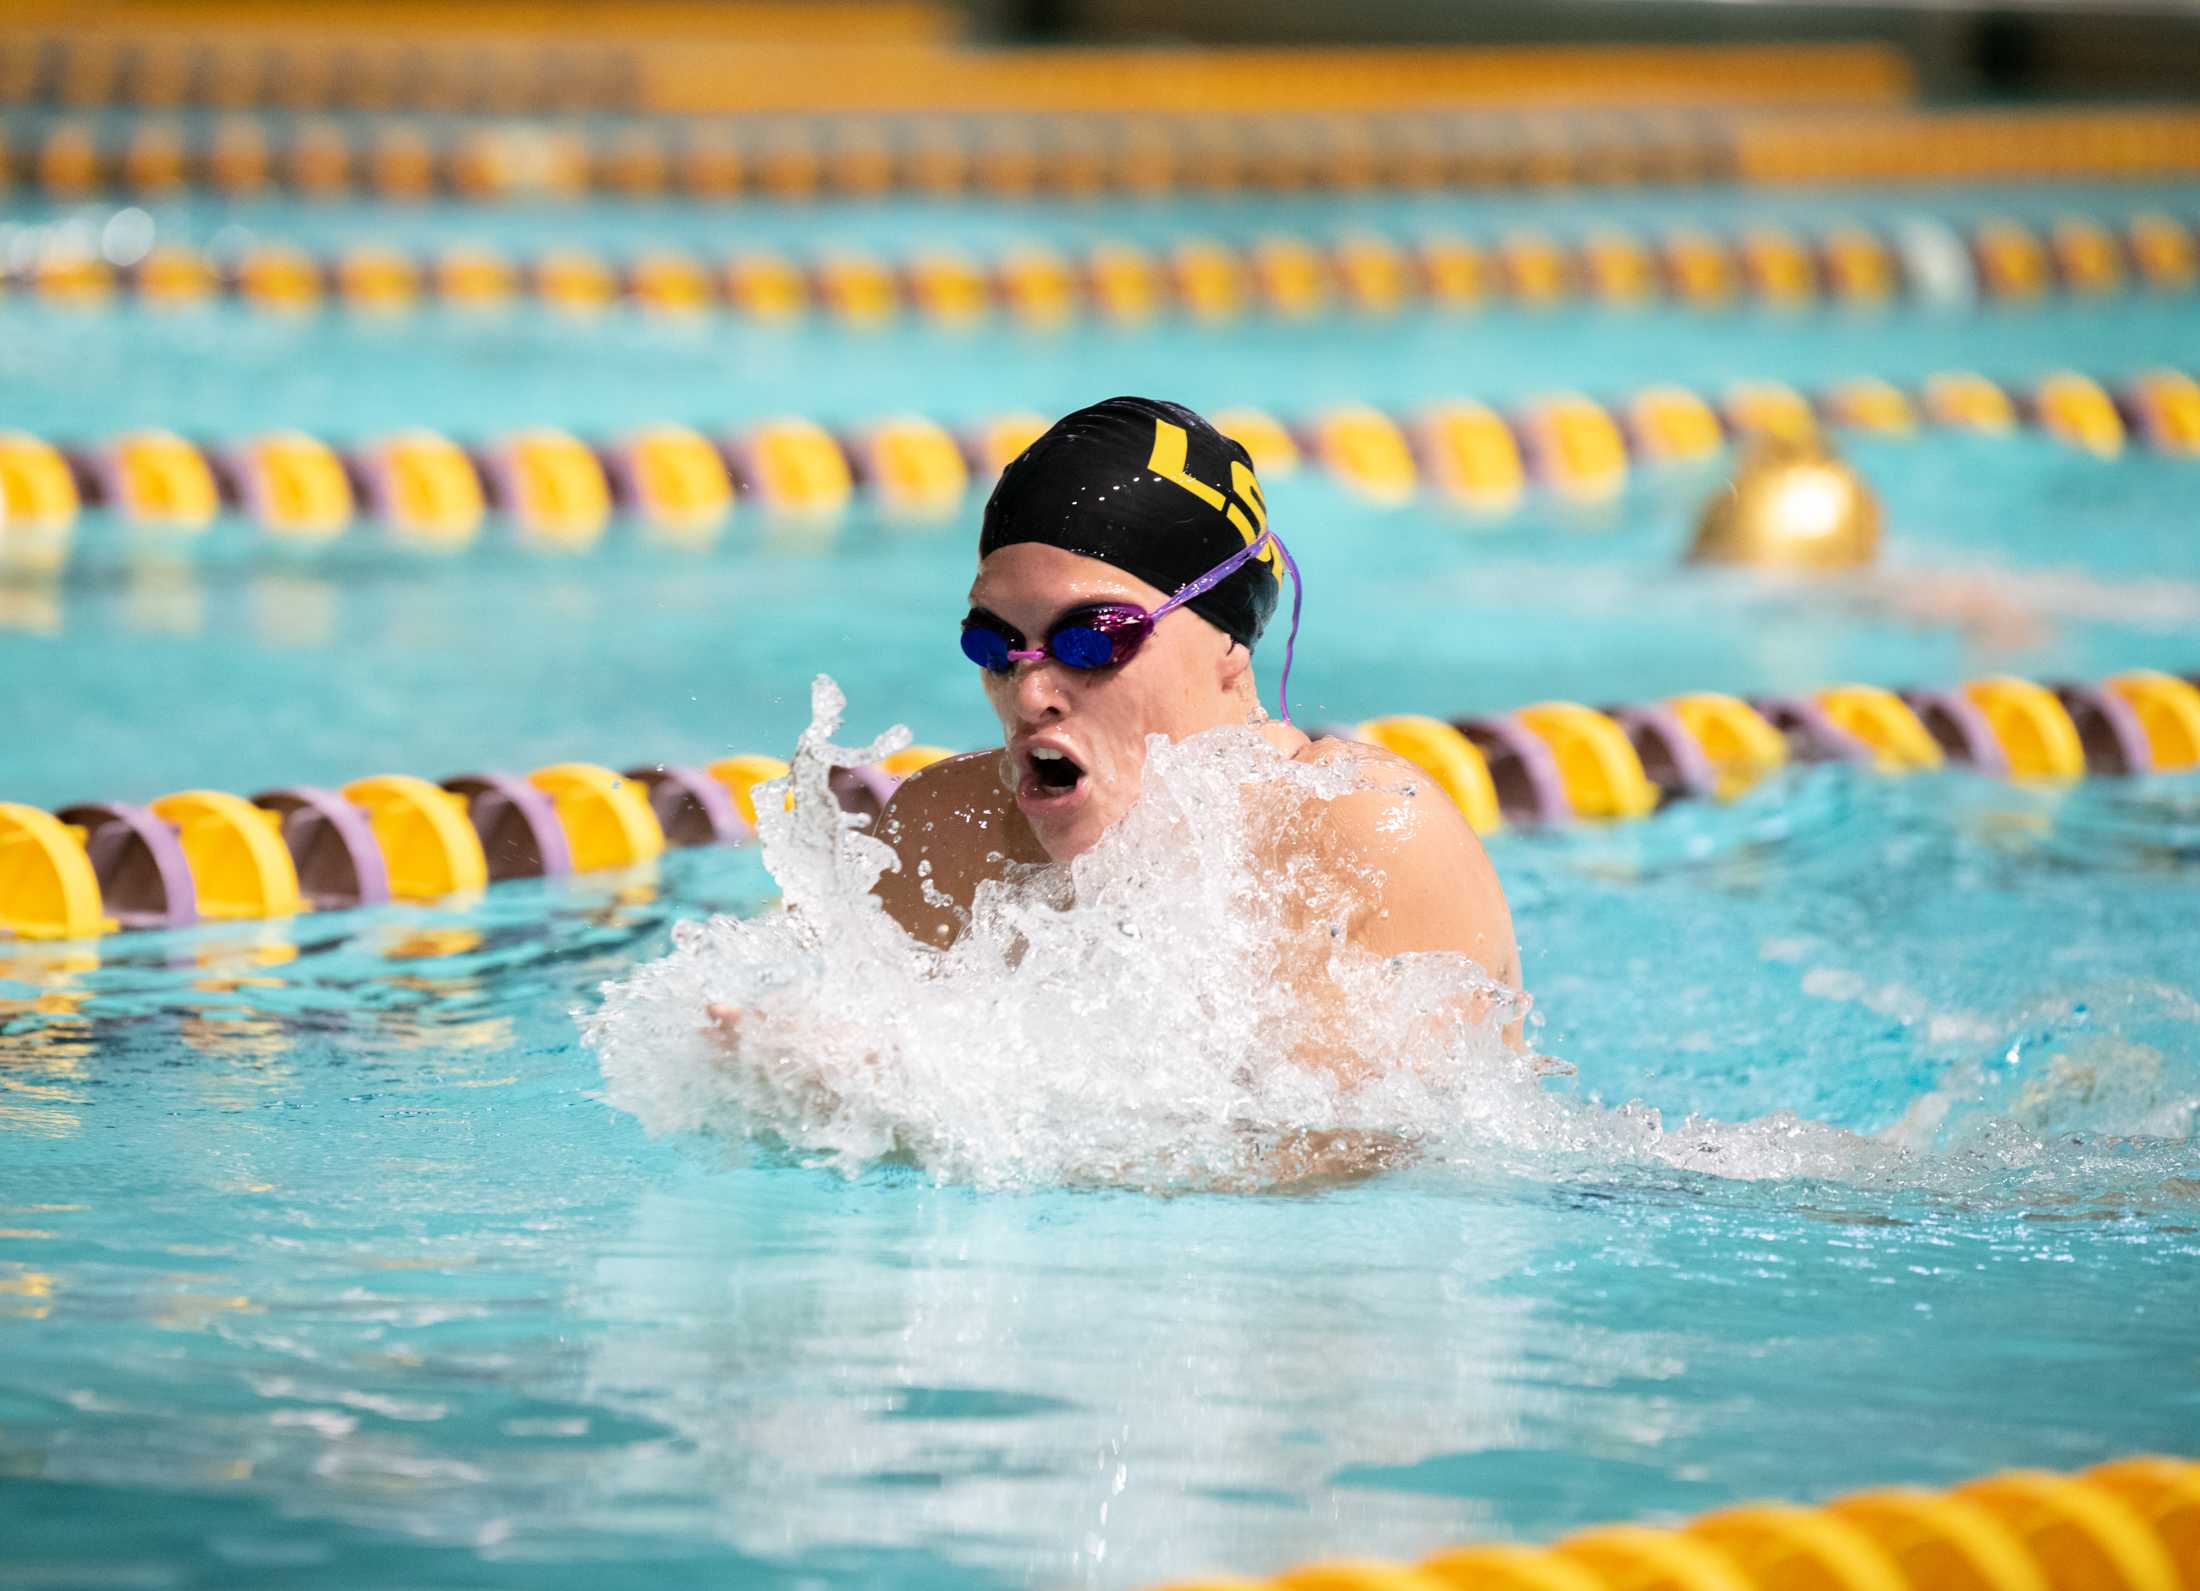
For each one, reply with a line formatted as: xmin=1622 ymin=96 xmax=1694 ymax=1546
xmin=584 ymin=1177 xmax=1568 ymax=1585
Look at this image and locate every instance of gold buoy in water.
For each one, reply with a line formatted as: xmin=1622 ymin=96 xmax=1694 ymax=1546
xmin=1688 ymin=436 xmax=1882 ymax=571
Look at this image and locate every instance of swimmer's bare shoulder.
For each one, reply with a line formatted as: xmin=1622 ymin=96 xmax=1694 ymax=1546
xmin=1284 ymin=735 xmax=1520 ymax=988
xmin=872 ymin=751 xmax=1048 ymax=946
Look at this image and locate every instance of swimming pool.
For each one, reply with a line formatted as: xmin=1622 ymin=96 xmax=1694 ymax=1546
xmin=3 ymin=175 xmax=2198 ymax=1589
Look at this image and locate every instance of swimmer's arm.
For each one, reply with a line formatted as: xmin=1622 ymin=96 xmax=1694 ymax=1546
xmin=870 ymin=751 xmax=1045 ymax=948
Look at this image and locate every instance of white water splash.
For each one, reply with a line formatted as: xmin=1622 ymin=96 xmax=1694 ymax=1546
xmin=585 ymin=678 xmax=2195 ymax=1194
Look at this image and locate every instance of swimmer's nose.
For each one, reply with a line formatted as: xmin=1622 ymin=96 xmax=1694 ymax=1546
xmin=1009 ymin=656 xmax=1070 ymax=718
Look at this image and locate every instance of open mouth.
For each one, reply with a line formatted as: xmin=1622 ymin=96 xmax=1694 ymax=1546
xmin=1022 ymin=745 xmax=1087 ymax=804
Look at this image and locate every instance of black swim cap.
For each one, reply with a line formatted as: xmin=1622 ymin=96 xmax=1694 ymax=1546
xmin=978 ymin=396 xmax=1283 ymax=648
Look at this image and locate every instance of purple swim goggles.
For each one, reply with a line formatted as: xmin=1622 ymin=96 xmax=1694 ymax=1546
xmin=960 ymin=528 xmax=1304 ymax=721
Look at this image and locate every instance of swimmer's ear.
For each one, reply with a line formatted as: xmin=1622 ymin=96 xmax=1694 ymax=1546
xmin=1215 ymin=634 xmax=1253 ymax=691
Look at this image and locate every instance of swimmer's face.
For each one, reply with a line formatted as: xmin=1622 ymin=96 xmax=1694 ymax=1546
xmin=968 ymin=542 xmax=1254 ymax=860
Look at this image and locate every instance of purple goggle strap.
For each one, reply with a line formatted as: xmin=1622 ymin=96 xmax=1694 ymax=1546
xmin=998 ymin=527 xmax=1303 ymax=722
xmin=1152 ymin=528 xmax=1301 ymax=725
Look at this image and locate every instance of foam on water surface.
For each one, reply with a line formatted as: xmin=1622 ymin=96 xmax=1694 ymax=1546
xmin=587 ymin=679 xmax=2199 ymax=1198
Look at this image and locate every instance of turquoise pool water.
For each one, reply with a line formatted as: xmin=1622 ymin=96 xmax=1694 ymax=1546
xmin=3 ymin=183 xmax=2199 ymax=1588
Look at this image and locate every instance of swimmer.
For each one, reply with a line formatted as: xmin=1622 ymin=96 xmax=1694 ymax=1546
xmin=705 ymin=397 xmax=1518 ymax=1080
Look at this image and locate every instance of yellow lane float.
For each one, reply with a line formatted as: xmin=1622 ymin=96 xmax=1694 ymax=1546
xmin=1822 ymin=225 xmax=1897 ymax=304
xmin=123 ymin=124 xmax=188 ymax=195
xmin=1584 ymin=230 xmax=1657 ymax=306
xmin=1818 ymin=1486 xmax=2045 ymax=1588
xmin=1826 ymin=377 xmax=1917 ymax=436
xmin=289 ymin=122 xmax=353 ymax=197
xmin=364 ymin=430 xmax=485 ymax=547
xmin=107 ymin=431 xmax=219 ymax=530
xmin=527 ymin=764 xmax=665 ymax=872
xmin=1252 ymin=236 xmax=1330 ymax=318
xmin=1333 ymin=234 xmax=1410 ymax=315
xmin=827 ymin=123 xmax=895 ymax=197
xmin=1955 ymin=1468 xmax=2181 ymax=1591
xmin=726 ymin=253 xmax=808 ymax=322
xmin=2128 ymin=212 xmax=2198 ymax=291
xmin=238 ymin=244 xmax=323 ymax=313
xmin=336 ymin=776 xmax=484 ymax=901
xmin=1812 ymin=684 xmax=1945 ymax=771
xmin=335 ymin=246 xmax=421 ymax=315
xmin=630 ymin=250 xmax=712 ymax=317
xmin=1685 ymin=1503 xmax=1911 ymax=1591
xmin=1975 ymin=219 xmax=2052 ymax=300
xmin=5 ymin=666 xmax=2190 ymax=941
xmin=2087 ymin=1455 xmax=2200 ymax=1570
xmin=491 ymin=430 xmax=609 ymax=549
xmin=1663 ymin=227 xmax=1736 ymax=307
xmin=1138 ymin=1456 xmax=2200 ymax=1591
xmin=997 ymin=247 xmax=1079 ymax=328
xmin=1666 ymin=693 xmax=1789 ymax=798
xmin=1417 ymin=401 xmax=1526 ymax=513
xmin=207 ymin=121 xmax=271 ymax=196
xmin=971 ymin=412 xmax=1051 ymax=479
xmin=535 ymin=249 xmax=617 ymax=317
xmin=616 ymin=425 xmax=733 ymax=537
xmin=434 ymin=246 xmax=520 ymax=310
xmin=1961 ymin=677 xmax=2087 ymax=780
xmin=1924 ymin=371 xmax=2018 ymax=433
xmin=2052 ymin=215 xmax=2125 ymax=295
xmin=861 ymin=418 xmax=969 ymax=520
xmin=1171 ymin=240 xmax=1247 ymax=320
xmin=878 ymin=746 xmax=955 ymax=780
xmin=818 ymin=253 xmax=899 ymax=328
xmin=235 ymin=431 xmax=354 ymax=541
xmin=1627 ymin=386 xmax=1725 ymax=464
xmin=1312 ymin=406 xmax=1417 ymax=505
xmin=146 ymin=791 xmax=300 ymax=921
xmin=908 ymin=252 xmax=992 ymax=328
xmin=1513 ymin=703 xmax=1661 ymax=820
xmin=0 ymin=433 xmax=82 ymax=543
xmin=2103 ymin=670 xmax=2200 ymax=772
xmin=740 ymin=419 xmax=854 ymax=516
xmin=2129 ymin=369 xmax=2200 ymax=455
xmin=37 ymin=124 xmax=102 ymax=198
xmin=1355 ymin=716 xmax=1502 ymax=833
xmin=707 ymin=755 xmax=793 ymax=830
xmin=1500 ymin=232 xmax=1571 ymax=305
xmin=1418 ymin=237 xmax=1490 ymax=308
xmin=1214 ymin=409 xmax=1302 ymax=480
xmin=1526 ymin=395 xmax=1629 ymax=503
xmin=1741 ymin=226 xmax=1817 ymax=306
xmin=1724 ymin=381 xmax=1819 ymax=444
xmin=368 ymin=126 xmax=437 ymax=201
xmin=600 ymin=129 xmax=670 ymax=198
xmin=136 ymin=246 xmax=219 ymax=308
xmin=1420 ymin=1543 xmax=1610 ymax=1590
xmin=35 ymin=251 xmax=115 ymax=308
xmin=678 ymin=131 xmax=744 ymax=200
xmin=0 ymin=804 xmax=107 ymax=942
xmin=1087 ymin=243 xmax=1165 ymax=323
xmin=1553 ymin=1525 xmax=1763 ymax=1591
xmin=2034 ymin=371 xmax=2125 ymax=457
xmin=755 ymin=126 xmax=822 ymax=200
xmin=903 ymin=125 xmax=970 ymax=197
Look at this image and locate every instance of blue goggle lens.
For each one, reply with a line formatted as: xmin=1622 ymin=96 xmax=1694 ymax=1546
xmin=1049 ymin=627 xmax=1117 ymax=669
xmin=960 ymin=626 xmax=1011 ymax=672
